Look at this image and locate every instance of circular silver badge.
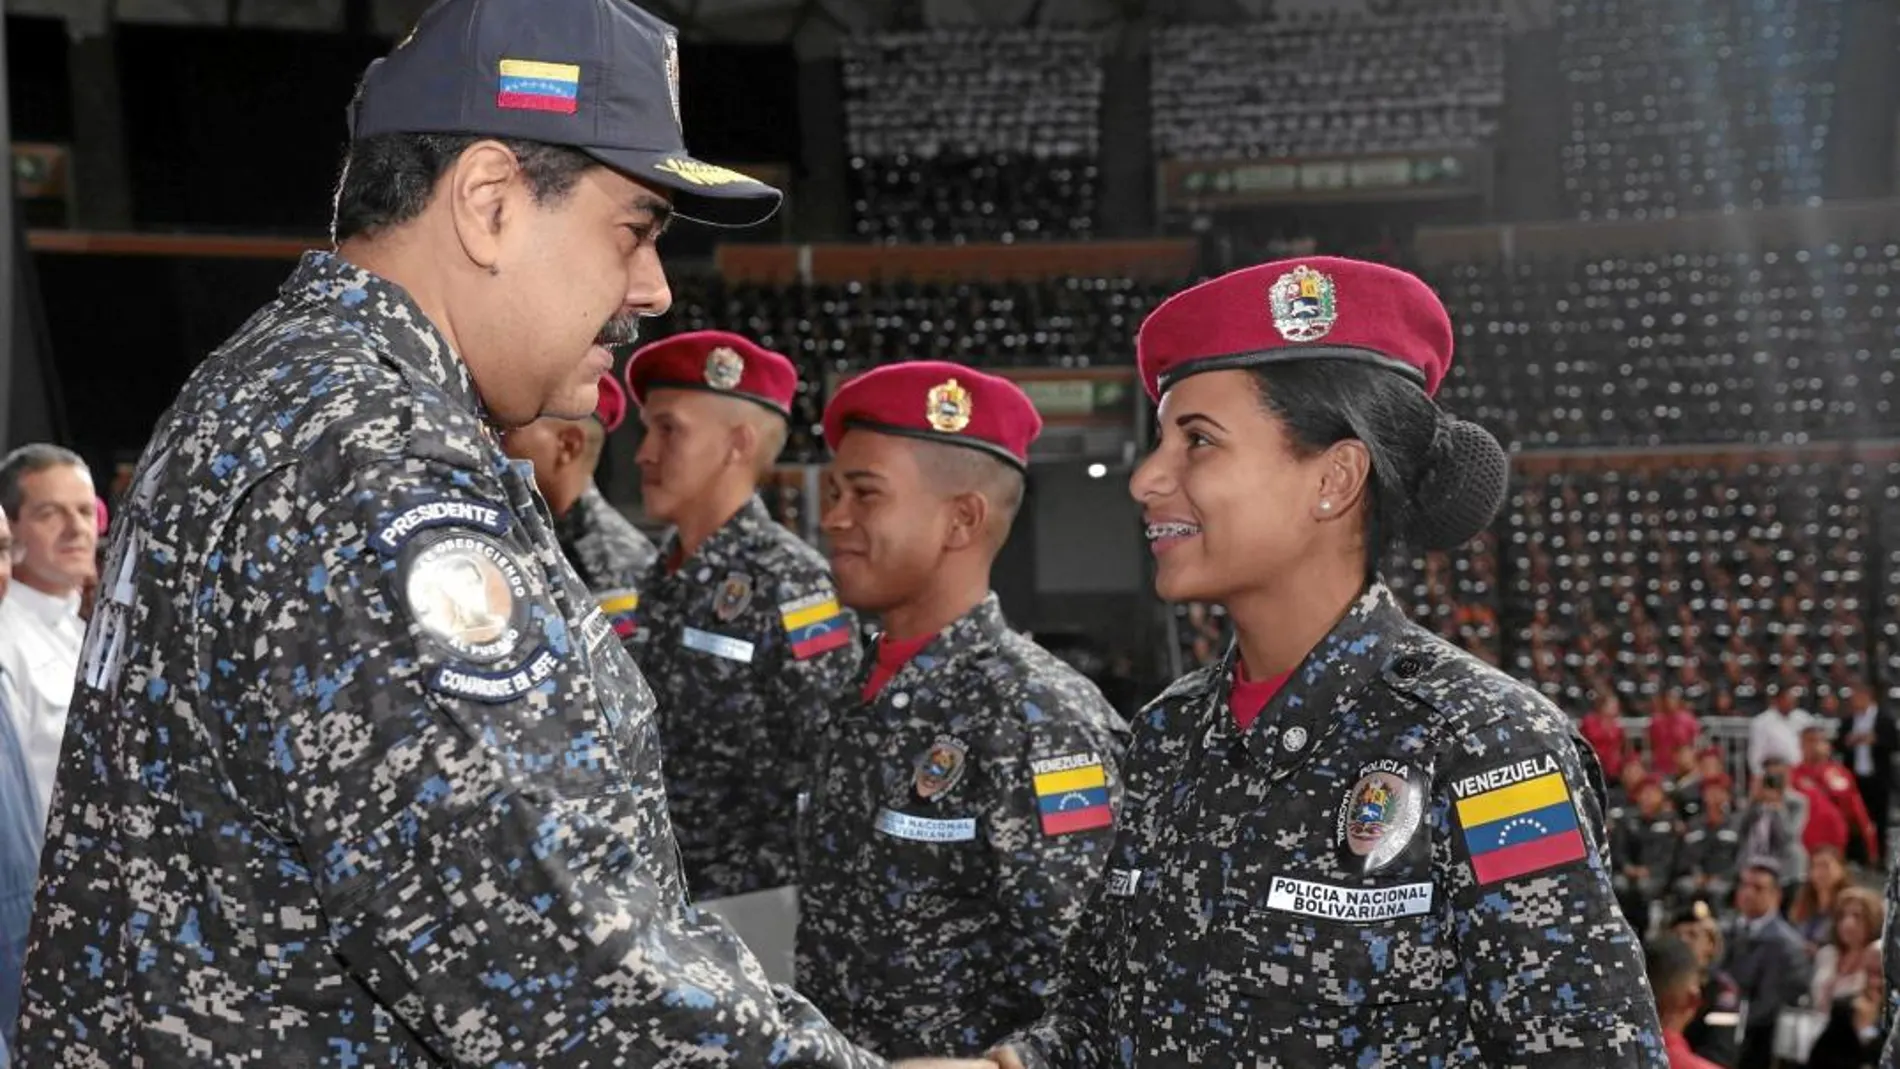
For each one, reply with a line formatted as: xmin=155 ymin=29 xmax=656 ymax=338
xmin=404 ymin=533 xmax=530 ymax=662
xmin=1281 ymin=725 xmax=1309 ymax=753
xmin=1335 ymin=759 xmax=1425 ymax=875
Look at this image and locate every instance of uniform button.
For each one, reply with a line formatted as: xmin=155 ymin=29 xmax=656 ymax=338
xmin=1282 ymin=726 xmax=1308 ymax=753
xmin=696 ymin=567 xmax=712 ymax=582
xmin=892 ymin=692 xmax=910 ymax=709
xmin=1394 ymin=656 xmax=1424 ymax=679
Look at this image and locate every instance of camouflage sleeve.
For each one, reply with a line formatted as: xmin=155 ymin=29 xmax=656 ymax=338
xmin=770 ymin=572 xmax=863 ymax=773
xmin=982 ymin=681 xmax=1125 ymax=1036
xmin=234 ymin=461 xmax=883 ymax=1069
xmin=991 ymin=879 xmax=1115 ymax=1069
xmin=1436 ymin=705 xmax=1667 ymax=1067
xmin=993 ymin=705 xmax=1150 ymax=1069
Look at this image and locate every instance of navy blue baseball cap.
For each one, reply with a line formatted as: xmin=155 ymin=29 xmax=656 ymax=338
xmin=350 ymin=0 xmax=781 ymax=228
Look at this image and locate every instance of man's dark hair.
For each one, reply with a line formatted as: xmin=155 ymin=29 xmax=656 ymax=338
xmin=331 ymin=133 xmax=598 ymax=243
xmin=0 ymin=443 xmax=88 ymax=522
xmin=1644 ymin=934 xmax=1700 ymax=999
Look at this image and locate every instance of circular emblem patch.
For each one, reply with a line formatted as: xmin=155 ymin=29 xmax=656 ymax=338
xmin=914 ymin=735 xmax=969 ymax=801
xmin=404 ymin=533 xmax=530 ymax=662
xmin=1268 ymin=264 xmax=1338 ymax=343
xmin=705 ymin=346 xmax=745 ymax=391
xmin=713 ymin=572 xmax=754 ymax=622
xmin=1336 ymin=759 xmax=1424 ymax=875
xmin=925 ymin=378 xmax=974 ymax=433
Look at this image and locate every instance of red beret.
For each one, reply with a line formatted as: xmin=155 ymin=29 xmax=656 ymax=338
xmin=823 ymin=361 xmax=1042 ymax=470
xmin=594 ymin=374 xmax=629 ymax=433
xmin=624 ymin=330 xmax=797 ymax=418
xmin=1137 ymin=256 xmax=1454 ymax=402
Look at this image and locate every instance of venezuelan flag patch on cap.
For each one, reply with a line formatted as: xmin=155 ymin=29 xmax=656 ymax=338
xmin=1032 ymin=752 xmax=1112 ymax=836
xmin=498 ymin=59 xmax=581 ymax=115
xmin=780 ymin=591 xmax=852 ymax=660
xmin=1452 ymin=753 xmax=1587 ymax=885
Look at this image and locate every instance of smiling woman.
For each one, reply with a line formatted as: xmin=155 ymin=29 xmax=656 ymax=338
xmin=990 ymin=257 xmax=1668 ymax=1069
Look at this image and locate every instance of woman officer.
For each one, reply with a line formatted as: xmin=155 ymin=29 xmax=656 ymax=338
xmin=991 ymin=257 xmax=1665 ymax=1068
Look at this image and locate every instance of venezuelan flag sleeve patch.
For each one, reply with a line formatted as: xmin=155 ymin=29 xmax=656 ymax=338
xmin=1031 ymin=753 xmax=1113 ymax=836
xmin=780 ymin=591 xmax=853 ymax=660
xmin=1451 ymin=752 xmax=1588 ymax=885
xmin=598 ymin=589 xmax=639 ymax=639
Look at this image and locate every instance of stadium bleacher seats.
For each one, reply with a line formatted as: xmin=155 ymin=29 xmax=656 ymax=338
xmin=650 ymin=275 xmax=1174 ymax=459
xmin=1428 ymin=243 xmax=1900 ymax=449
xmin=1387 ymin=533 xmax=1503 ymax=665
xmin=1152 ymin=11 xmax=1505 ymax=162
xmin=841 ymin=29 xmax=1103 ymax=242
xmin=1557 ymin=0 xmax=1842 ymax=220
xmin=1507 ymin=463 xmax=1872 ymax=713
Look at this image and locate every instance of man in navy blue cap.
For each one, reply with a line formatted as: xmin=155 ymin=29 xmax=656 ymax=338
xmin=13 ymin=2 xmax=987 ymax=1066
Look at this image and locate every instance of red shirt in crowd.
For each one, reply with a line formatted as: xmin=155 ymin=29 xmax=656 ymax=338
xmin=1665 ymin=1031 xmax=1725 ymax=1069
xmin=1795 ymin=782 xmax=1850 ymax=856
xmin=1581 ymin=711 xmax=1629 ymax=780
xmin=1793 ymin=759 xmax=1880 ymax=861
xmin=1648 ymin=707 xmax=1700 ymax=775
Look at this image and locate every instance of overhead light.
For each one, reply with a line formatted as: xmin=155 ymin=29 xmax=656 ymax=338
xmin=1086 ymin=463 xmax=1107 ymax=479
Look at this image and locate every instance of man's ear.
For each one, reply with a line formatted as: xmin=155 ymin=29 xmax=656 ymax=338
xmin=943 ymin=490 xmax=990 ymax=552
xmin=554 ymin=422 xmax=588 ymax=468
xmin=728 ymin=417 xmax=760 ymax=470
xmin=446 ymin=140 xmax=523 ymax=274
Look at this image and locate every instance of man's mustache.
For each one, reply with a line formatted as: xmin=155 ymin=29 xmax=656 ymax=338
xmin=597 ymin=313 xmax=642 ymax=346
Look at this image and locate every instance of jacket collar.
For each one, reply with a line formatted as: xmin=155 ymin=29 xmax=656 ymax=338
xmin=871 ymin=593 xmax=1010 ymax=704
xmin=279 ymin=251 xmax=485 ymax=424
xmin=655 ymin=495 xmax=772 ymax=574
xmin=1197 ymin=583 xmax=1413 ymax=777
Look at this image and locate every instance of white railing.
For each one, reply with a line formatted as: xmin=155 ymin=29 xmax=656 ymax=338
xmin=1617 ymin=715 xmax=1756 ymax=786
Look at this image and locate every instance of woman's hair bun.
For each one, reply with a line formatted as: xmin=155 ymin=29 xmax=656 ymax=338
xmin=1407 ymin=416 xmax=1508 ymax=551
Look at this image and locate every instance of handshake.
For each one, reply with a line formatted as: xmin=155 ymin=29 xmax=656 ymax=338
xmin=893 ymin=1047 xmax=1026 ymax=1069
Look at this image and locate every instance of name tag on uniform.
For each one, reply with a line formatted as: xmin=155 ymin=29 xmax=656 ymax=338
xmin=580 ymin=607 xmax=616 ymax=653
xmin=874 ymin=808 xmax=976 ymax=843
xmin=1264 ymin=876 xmax=1434 ymax=923
xmin=681 ymin=627 xmax=755 ymax=664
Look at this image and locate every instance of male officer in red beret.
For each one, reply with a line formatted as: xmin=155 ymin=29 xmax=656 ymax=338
xmin=503 ymin=373 xmax=658 ymax=602
xmin=623 ymin=330 xmax=862 ymax=901
xmin=798 ymin=361 xmax=1128 ymax=1058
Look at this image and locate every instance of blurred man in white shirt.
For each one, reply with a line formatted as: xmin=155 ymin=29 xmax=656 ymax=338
xmin=0 ymin=505 xmax=39 ymax=1060
xmin=1748 ymin=685 xmax=1808 ymax=776
xmin=0 ymin=445 xmax=97 ymax=827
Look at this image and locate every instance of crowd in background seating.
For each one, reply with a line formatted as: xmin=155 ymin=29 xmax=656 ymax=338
xmin=1426 ymin=246 xmax=1900 ymax=449
xmin=1152 ymin=11 xmax=1505 ymax=162
xmin=1557 ymin=0 xmax=1841 ymax=220
xmin=840 ymin=29 xmax=1102 ymax=241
